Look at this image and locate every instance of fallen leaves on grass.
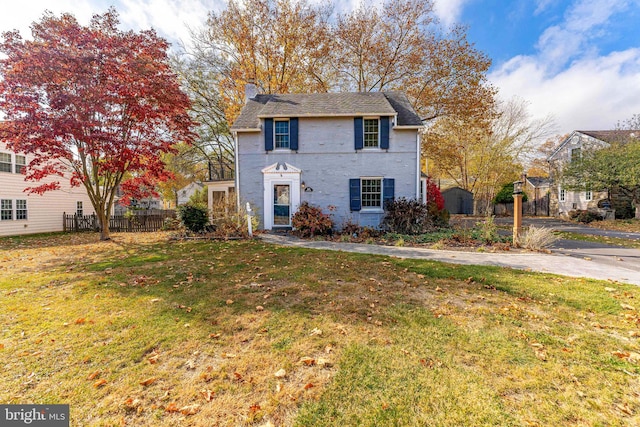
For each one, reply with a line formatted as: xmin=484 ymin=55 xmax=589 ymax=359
xmin=612 ymin=351 xmax=640 ymax=363
xmin=93 ymin=379 xmax=107 ymax=388
xmin=179 ymin=404 xmax=199 ymax=415
xmin=200 ymin=389 xmax=215 ymax=402
xmin=300 ymin=357 xmax=316 ymax=366
xmin=139 ymin=377 xmax=157 ymax=387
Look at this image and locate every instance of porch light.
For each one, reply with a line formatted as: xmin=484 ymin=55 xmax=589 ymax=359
xmin=513 ymin=180 xmax=523 ymax=195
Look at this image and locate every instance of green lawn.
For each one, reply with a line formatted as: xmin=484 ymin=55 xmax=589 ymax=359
xmin=558 ymin=231 xmax=640 ymax=249
xmin=1 ymin=232 xmax=640 ymax=426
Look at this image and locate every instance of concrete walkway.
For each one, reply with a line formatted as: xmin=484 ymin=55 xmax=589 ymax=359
xmin=259 ymin=232 xmax=640 ymax=286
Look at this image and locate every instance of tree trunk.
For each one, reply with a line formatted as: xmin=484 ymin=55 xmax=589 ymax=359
xmin=97 ymin=208 xmax=111 ymax=241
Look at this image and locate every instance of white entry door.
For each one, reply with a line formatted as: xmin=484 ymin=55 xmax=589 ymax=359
xmin=262 ymin=162 xmax=301 ymax=230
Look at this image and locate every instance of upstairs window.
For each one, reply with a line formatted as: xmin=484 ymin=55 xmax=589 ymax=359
xmin=363 ymin=118 xmax=380 ymax=148
xmin=571 ymin=148 xmax=581 ymax=162
xmin=559 ymin=188 xmax=565 ymax=202
xmin=275 ymin=120 xmax=290 ymax=149
xmin=0 ymin=153 xmax=11 ymax=173
xmin=15 ymin=155 xmax=26 ymax=174
xmin=585 ymin=186 xmax=592 ymax=201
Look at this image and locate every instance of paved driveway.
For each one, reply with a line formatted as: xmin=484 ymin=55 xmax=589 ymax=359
xmin=260 ymin=218 xmax=640 ymax=285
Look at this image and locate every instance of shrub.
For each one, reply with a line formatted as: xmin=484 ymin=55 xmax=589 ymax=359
xmin=472 ymin=215 xmax=501 ymax=244
xmin=425 ymin=177 xmax=445 ymax=211
xmin=209 ymin=199 xmax=257 ymax=238
xmin=292 ymin=202 xmax=334 ymax=237
xmin=493 ymin=182 xmax=528 ymax=204
xmin=568 ymin=210 xmax=603 ymax=223
xmin=518 ymin=226 xmax=558 ymax=250
xmin=382 ymin=197 xmax=435 ymax=235
xmin=177 ymin=204 xmax=209 ymax=233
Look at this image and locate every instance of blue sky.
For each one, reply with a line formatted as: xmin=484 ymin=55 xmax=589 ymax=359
xmin=2 ymin=0 xmax=639 ymax=135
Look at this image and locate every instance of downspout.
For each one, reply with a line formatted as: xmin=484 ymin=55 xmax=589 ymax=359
xmin=234 ymin=131 xmax=240 ymax=214
xmin=416 ymin=131 xmax=421 ymax=200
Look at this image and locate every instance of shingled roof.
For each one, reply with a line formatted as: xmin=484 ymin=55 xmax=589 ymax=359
xmin=231 ymin=91 xmax=423 ymax=131
xmin=577 ymin=130 xmax=639 ymax=144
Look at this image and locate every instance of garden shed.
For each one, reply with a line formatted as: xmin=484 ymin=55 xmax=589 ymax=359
xmin=441 ymin=187 xmax=473 ymax=215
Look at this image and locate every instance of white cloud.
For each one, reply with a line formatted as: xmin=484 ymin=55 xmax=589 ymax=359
xmin=535 ymin=0 xmax=627 ymax=71
xmin=118 ymin=0 xmax=217 ymax=49
xmin=0 ymin=1 xmax=95 ymax=39
xmin=432 ymin=0 xmax=469 ymax=27
xmin=490 ymin=0 xmax=640 ymax=133
xmin=491 ymin=48 xmax=640 ymax=132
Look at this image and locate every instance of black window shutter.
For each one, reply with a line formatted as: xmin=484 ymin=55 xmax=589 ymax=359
xmin=290 ymin=118 xmax=299 ymax=151
xmin=380 ymin=117 xmax=390 ymax=149
xmin=383 ymin=178 xmax=395 ymax=206
xmin=354 ymin=117 xmax=363 ymax=150
xmin=350 ymin=179 xmax=361 ymax=211
xmin=264 ymin=118 xmax=274 ymax=151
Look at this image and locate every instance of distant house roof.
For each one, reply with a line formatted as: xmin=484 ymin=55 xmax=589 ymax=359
xmin=526 ymin=177 xmax=550 ymax=188
xmin=577 ymin=130 xmax=639 ymax=144
xmin=549 ymin=130 xmax=640 ymax=160
xmin=231 ymin=91 xmax=423 ymax=131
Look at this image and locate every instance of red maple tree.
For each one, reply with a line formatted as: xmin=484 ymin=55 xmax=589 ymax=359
xmin=0 ymin=8 xmax=195 ymax=240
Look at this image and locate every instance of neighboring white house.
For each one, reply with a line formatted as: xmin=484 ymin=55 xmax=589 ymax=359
xmin=548 ymin=130 xmax=638 ymax=217
xmin=0 ymin=141 xmax=95 ymax=236
xmin=231 ymin=90 xmax=424 ymax=230
xmin=177 ymin=182 xmax=205 ymax=206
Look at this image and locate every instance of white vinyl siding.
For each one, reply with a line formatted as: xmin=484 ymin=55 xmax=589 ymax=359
xmin=0 ymin=141 xmax=96 ymax=236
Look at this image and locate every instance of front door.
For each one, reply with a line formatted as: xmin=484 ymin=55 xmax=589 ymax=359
xmin=273 ymin=184 xmax=291 ymax=226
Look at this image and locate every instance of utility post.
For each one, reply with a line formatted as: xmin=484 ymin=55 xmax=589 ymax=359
xmin=513 ymin=180 xmax=523 ymax=246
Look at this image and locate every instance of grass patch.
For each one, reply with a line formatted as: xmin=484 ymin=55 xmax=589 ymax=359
xmin=587 ymin=219 xmax=640 ymax=233
xmin=1 ymin=232 xmax=640 ymax=426
xmin=558 ymin=231 xmax=640 ymax=249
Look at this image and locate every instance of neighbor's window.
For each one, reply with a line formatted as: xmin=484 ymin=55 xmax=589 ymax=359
xmin=363 ymin=118 xmax=379 ymax=148
xmin=559 ymin=188 xmax=566 ymax=202
xmin=76 ymin=201 xmax=83 ymax=216
xmin=0 ymin=153 xmax=11 ymax=173
xmin=274 ymin=120 xmax=290 ymax=149
xmin=361 ymin=178 xmax=382 ymax=208
xmin=585 ymin=186 xmax=592 ymax=201
xmin=1 ymin=199 xmax=12 ymax=220
xmin=15 ymin=155 xmax=26 ymax=174
xmin=571 ymin=148 xmax=581 ymax=162
xmin=15 ymin=199 xmax=27 ymax=220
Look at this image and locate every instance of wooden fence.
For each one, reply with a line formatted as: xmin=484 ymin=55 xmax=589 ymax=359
xmin=63 ymin=211 xmax=176 ymax=233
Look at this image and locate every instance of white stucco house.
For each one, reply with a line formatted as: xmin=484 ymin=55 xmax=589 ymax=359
xmin=548 ymin=130 xmax=638 ymax=217
xmin=0 ymin=141 xmax=95 ymax=236
xmin=230 ymin=90 xmax=424 ymax=230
